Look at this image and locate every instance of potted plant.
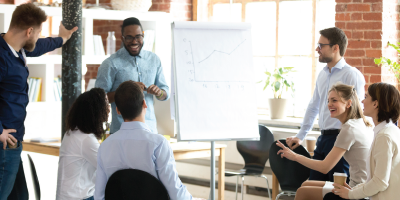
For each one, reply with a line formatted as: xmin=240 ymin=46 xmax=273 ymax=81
xmin=259 ymin=67 xmax=295 ymax=119
xmin=374 ymin=42 xmax=400 ymax=82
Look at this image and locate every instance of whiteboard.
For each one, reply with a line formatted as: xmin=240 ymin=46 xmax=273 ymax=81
xmin=171 ymin=21 xmax=259 ymax=141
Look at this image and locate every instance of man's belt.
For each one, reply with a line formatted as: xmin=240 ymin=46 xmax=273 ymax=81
xmin=320 ymin=129 xmax=340 ymax=135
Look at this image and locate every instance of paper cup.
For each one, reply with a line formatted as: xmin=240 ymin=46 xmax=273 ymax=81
xmin=333 ymin=172 xmax=347 ymax=189
xmin=305 ymin=136 xmax=316 ymax=153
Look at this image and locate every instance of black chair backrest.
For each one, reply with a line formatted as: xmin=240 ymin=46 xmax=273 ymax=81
xmin=27 ymin=154 xmax=40 ymax=200
xmin=105 ymin=169 xmax=170 ymax=200
xmin=237 ymin=125 xmax=274 ymax=174
xmin=269 ymin=139 xmax=311 ymax=191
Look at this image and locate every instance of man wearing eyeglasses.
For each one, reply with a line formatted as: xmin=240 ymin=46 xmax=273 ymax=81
xmin=285 ymin=27 xmax=365 ymax=182
xmin=95 ymin=17 xmax=169 ymax=134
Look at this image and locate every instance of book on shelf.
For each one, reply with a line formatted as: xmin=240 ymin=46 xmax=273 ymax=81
xmin=28 ymin=77 xmax=42 ymax=102
xmin=93 ymin=35 xmax=105 ymax=56
xmin=53 ymin=77 xmax=62 ymax=101
xmin=33 ymin=78 xmax=42 ymax=102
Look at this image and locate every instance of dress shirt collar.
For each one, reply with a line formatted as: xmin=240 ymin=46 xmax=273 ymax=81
xmin=119 ymin=121 xmax=152 ymax=132
xmin=6 ymin=43 xmax=19 ymax=57
xmin=323 ymin=57 xmax=346 ymax=73
xmin=373 ymin=119 xmax=394 ymax=137
xmin=1 ymin=33 xmax=26 ymax=60
xmin=121 ymin=46 xmax=144 ymax=58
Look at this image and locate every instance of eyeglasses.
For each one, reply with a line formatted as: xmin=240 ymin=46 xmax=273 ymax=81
xmin=122 ymin=35 xmax=144 ymax=43
xmin=317 ymin=43 xmax=334 ymax=50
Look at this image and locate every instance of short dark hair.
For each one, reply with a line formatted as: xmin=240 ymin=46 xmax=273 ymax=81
xmin=368 ymin=82 xmax=400 ymax=123
xmin=121 ymin=17 xmax=143 ymax=34
xmin=115 ymin=81 xmax=144 ymax=120
xmin=10 ymin=3 xmax=47 ymax=30
xmin=65 ymin=88 xmax=109 ymax=139
xmin=319 ymin=27 xmax=348 ymax=56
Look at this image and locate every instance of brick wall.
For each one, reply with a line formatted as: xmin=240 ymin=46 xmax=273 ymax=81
xmin=336 ymin=0 xmax=400 ymax=90
xmin=0 ymin=0 xmax=13 ymax=3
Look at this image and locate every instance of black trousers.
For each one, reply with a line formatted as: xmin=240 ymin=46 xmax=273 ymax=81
xmin=310 ymin=133 xmax=350 ymax=182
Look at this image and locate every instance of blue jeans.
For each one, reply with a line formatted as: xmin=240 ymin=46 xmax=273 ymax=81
xmin=0 ymin=142 xmax=28 ymax=200
xmin=309 ymin=134 xmax=350 ymax=182
xmin=83 ymin=197 xmax=94 ymax=200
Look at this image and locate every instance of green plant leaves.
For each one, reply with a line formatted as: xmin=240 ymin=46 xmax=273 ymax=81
xmin=374 ymin=42 xmax=400 ymax=82
xmin=257 ymin=66 xmax=296 ymax=98
xmin=274 ymin=81 xmax=281 ymax=92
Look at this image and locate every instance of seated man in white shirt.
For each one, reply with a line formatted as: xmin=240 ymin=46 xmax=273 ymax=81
xmin=94 ymin=80 xmax=193 ymax=200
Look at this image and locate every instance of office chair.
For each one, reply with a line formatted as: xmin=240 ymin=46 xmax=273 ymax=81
xmin=269 ymin=139 xmax=311 ymax=200
xmin=27 ymin=154 xmax=40 ymax=200
xmin=224 ymin=125 xmax=274 ymax=200
xmin=105 ymin=169 xmax=170 ymax=200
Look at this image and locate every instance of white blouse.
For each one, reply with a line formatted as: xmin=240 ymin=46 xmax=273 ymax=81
xmin=56 ymin=129 xmax=100 ymax=200
xmin=349 ymin=120 xmax=400 ymax=200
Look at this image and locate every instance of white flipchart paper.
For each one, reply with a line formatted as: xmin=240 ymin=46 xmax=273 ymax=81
xmin=171 ymin=21 xmax=259 ymax=141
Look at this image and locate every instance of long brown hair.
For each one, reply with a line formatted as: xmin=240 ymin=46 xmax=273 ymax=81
xmin=329 ymin=83 xmax=372 ymax=127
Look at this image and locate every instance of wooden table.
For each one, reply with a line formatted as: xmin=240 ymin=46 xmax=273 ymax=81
xmin=23 ymin=140 xmax=227 ymax=200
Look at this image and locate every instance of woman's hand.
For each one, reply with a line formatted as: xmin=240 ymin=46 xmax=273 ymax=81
xmin=276 ymin=140 xmax=298 ymax=161
xmin=332 ymin=183 xmax=351 ymax=199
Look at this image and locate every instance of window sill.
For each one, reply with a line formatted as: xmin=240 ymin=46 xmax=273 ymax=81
xmin=258 ymin=115 xmax=319 ymax=128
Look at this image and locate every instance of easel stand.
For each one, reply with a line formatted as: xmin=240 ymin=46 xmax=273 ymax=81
xmin=209 ymin=141 xmax=216 ymax=200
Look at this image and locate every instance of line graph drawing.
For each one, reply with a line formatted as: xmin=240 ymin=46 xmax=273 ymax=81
xmin=198 ymin=39 xmax=247 ymax=64
xmin=184 ymin=38 xmax=248 ymax=83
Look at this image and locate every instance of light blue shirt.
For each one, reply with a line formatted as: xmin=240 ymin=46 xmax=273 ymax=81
xmin=296 ymin=58 xmax=365 ymax=140
xmin=95 ymin=47 xmax=170 ymax=134
xmin=94 ymin=121 xmax=192 ymax=200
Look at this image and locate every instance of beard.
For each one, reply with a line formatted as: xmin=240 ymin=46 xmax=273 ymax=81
xmin=23 ymin=38 xmax=36 ymax=52
xmin=124 ymin=42 xmax=143 ymax=57
xmin=319 ymin=55 xmax=333 ymax=63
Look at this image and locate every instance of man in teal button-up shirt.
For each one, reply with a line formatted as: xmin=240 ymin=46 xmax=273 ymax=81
xmin=95 ymin=17 xmax=169 ymax=134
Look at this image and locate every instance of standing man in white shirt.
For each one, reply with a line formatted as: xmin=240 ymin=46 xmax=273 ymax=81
xmin=286 ymin=27 xmax=365 ymax=182
xmin=94 ymin=80 xmax=192 ymax=200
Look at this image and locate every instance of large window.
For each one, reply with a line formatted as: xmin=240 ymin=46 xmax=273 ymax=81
xmin=196 ymin=0 xmax=335 ymax=117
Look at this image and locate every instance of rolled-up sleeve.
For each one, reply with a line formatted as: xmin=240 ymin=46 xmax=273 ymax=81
xmin=155 ymin=138 xmax=192 ymax=200
xmin=95 ymin=59 xmax=116 ymax=93
xmin=154 ymin=59 xmax=170 ymax=101
xmin=348 ymin=135 xmax=393 ymax=199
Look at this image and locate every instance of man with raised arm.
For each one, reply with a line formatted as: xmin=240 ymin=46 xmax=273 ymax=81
xmin=286 ymin=27 xmax=365 ymax=182
xmin=0 ymin=3 xmax=77 ymax=199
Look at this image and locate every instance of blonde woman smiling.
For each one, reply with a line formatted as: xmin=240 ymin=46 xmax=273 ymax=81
xmin=332 ymin=82 xmax=400 ymax=200
xmin=276 ymin=83 xmax=373 ymax=200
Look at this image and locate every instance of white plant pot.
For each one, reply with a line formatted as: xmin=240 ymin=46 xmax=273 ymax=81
xmin=268 ymin=98 xmax=288 ymax=119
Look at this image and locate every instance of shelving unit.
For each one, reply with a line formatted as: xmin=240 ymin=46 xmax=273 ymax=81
xmin=0 ymin=5 xmax=172 ymax=138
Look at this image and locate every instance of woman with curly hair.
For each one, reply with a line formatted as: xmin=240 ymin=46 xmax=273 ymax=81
xmin=56 ymin=88 xmax=110 ymax=200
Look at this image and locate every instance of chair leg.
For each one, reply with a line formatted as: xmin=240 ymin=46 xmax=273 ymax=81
xmin=241 ymin=176 xmax=244 ymax=200
xmin=260 ymin=175 xmax=271 ymax=200
xmin=235 ymin=176 xmax=238 ymax=200
xmin=275 ymin=192 xmax=285 ymax=200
